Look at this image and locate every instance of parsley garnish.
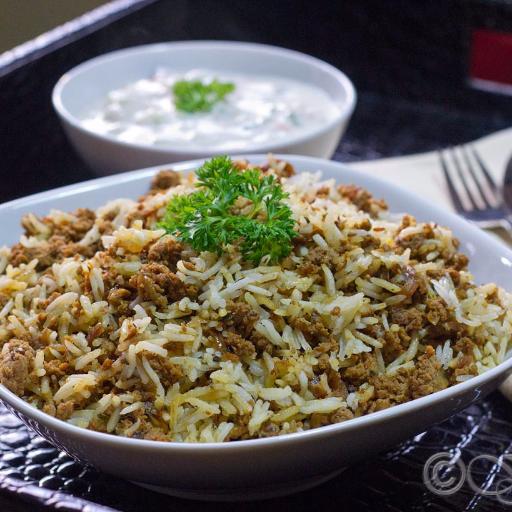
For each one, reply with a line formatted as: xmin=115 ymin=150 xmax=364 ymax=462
xmin=159 ymin=156 xmax=297 ymax=264
xmin=172 ymin=79 xmax=235 ymax=113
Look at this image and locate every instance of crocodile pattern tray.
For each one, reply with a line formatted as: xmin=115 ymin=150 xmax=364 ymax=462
xmin=2 ymin=394 xmax=512 ymax=511
xmin=2 ymin=1 xmax=512 ymax=510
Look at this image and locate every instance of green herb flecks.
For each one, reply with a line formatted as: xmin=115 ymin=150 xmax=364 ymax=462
xmin=159 ymin=156 xmax=297 ymax=264
xmin=172 ymin=79 xmax=235 ymax=113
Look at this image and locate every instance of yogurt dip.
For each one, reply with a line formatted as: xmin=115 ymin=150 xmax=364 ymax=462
xmin=81 ymin=69 xmax=341 ymax=150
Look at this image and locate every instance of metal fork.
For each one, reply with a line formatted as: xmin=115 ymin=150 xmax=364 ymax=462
xmin=439 ymin=145 xmax=512 ymax=232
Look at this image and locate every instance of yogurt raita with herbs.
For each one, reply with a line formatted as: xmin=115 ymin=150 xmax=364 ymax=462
xmin=81 ymin=69 xmax=340 ymax=150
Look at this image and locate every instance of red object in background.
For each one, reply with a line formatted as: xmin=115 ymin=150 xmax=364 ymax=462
xmin=470 ymin=29 xmax=512 ymax=87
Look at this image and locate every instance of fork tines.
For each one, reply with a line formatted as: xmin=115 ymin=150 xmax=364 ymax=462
xmin=439 ymin=145 xmax=501 ymax=215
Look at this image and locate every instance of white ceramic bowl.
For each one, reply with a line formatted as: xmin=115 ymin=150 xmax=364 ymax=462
xmin=52 ymin=42 xmax=357 ymax=175
xmin=0 ymin=155 xmax=511 ymax=501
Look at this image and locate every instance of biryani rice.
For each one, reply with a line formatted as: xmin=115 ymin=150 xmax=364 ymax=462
xmin=0 ymin=157 xmax=511 ymax=442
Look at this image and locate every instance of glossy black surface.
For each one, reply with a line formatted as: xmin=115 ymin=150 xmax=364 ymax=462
xmin=2 ymin=395 xmax=512 ymax=511
xmin=2 ymin=0 xmax=512 ymax=510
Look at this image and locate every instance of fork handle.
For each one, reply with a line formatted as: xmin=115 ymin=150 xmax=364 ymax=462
xmin=502 ymin=214 xmax=512 ymax=236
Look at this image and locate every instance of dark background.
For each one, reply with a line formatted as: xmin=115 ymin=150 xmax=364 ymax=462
xmin=2 ymin=0 xmax=512 ymax=203
xmin=2 ymin=0 xmax=512 ymax=511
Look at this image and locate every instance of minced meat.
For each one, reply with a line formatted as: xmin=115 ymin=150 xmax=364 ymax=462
xmin=150 ymin=170 xmax=181 ymax=191
xmin=290 ymin=316 xmax=330 ymax=344
xmin=223 ymin=301 xmax=259 ymax=337
xmin=337 ymin=184 xmax=387 ymax=217
xmin=128 ymin=262 xmax=197 ymax=307
xmin=10 ymin=208 xmax=103 ymax=270
xmin=147 ymin=236 xmax=184 ymax=270
xmin=0 ymin=339 xmax=35 ymax=395
xmin=222 ymin=332 xmax=256 ymax=358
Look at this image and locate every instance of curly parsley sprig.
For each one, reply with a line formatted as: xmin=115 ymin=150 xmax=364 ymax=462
xmin=172 ymin=79 xmax=235 ymax=113
xmin=159 ymin=156 xmax=297 ymax=264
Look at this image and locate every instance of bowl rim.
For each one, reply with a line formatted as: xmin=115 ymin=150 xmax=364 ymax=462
xmin=1 ymin=153 xmax=511 ymax=453
xmin=51 ymin=40 xmax=357 ymax=156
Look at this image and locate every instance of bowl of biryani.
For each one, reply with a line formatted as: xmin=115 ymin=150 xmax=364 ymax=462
xmin=0 ymin=155 xmax=511 ymax=500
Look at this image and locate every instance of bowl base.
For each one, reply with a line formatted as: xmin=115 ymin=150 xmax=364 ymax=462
xmin=131 ymin=467 xmax=345 ymax=501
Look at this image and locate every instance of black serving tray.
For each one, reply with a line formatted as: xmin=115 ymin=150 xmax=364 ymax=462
xmin=2 ymin=1 xmax=512 ymax=510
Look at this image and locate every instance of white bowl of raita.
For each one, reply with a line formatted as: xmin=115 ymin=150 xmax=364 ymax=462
xmin=52 ymin=41 xmax=356 ymax=174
